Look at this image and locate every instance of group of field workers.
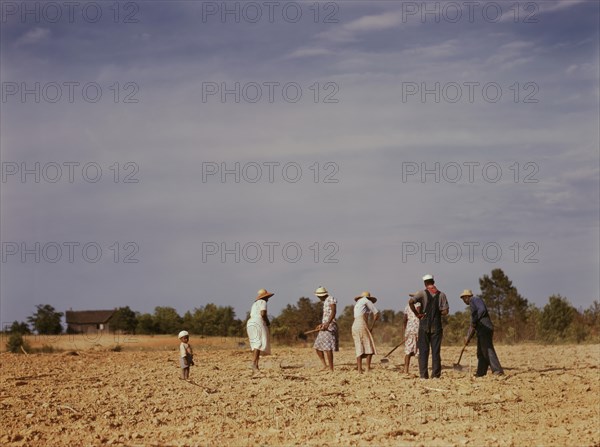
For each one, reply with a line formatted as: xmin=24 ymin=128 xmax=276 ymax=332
xmin=177 ymin=273 xmax=504 ymax=379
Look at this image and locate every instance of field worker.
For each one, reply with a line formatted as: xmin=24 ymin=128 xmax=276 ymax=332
xmin=313 ymin=286 xmax=339 ymax=371
xmin=246 ymin=288 xmax=274 ymax=374
xmin=409 ymin=274 xmax=449 ymax=379
xmin=352 ymin=291 xmax=380 ymax=374
xmin=460 ymin=289 xmax=504 ymax=377
xmin=404 ymin=295 xmax=422 ymax=375
xmin=178 ymin=331 xmax=194 ymax=380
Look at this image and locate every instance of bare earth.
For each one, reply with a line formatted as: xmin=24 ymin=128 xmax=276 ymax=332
xmin=1 ymin=336 xmax=599 ymax=446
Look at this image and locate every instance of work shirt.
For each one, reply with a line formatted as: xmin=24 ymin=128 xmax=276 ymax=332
xmin=469 ymin=296 xmax=494 ymax=330
xmin=353 ymin=297 xmax=379 ymax=318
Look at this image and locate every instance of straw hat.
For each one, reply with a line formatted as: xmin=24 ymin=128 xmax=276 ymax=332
xmin=255 ymin=288 xmax=274 ymax=301
xmin=354 ymin=291 xmax=377 ymax=303
xmin=422 ymin=274 xmax=434 ymax=281
xmin=315 ymin=286 xmax=329 ymax=298
xmin=460 ymin=289 xmax=474 ymax=298
xmin=178 ymin=330 xmax=189 ymax=339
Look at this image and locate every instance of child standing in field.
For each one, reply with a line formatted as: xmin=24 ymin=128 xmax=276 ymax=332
xmin=178 ymin=330 xmax=194 ymax=380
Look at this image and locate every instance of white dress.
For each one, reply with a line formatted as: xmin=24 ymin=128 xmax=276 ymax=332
xmin=246 ymin=299 xmax=270 ymax=355
xmin=352 ymin=297 xmax=378 ymax=357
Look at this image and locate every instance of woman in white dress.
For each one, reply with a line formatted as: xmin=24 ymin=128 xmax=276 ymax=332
xmin=352 ymin=291 xmax=380 ymax=373
xmin=246 ymin=288 xmax=274 ymax=372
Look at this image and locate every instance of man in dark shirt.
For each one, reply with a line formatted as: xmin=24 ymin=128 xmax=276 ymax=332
xmin=460 ymin=289 xmax=504 ymax=376
xmin=409 ymin=274 xmax=449 ymax=379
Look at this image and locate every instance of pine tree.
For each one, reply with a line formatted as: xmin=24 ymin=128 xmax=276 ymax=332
xmin=479 ymin=269 xmax=529 ymax=342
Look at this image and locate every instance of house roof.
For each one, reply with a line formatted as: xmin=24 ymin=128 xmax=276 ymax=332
xmin=66 ymin=310 xmax=115 ymax=325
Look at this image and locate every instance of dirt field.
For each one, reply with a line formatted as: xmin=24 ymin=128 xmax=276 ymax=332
xmin=1 ymin=336 xmax=598 ymax=446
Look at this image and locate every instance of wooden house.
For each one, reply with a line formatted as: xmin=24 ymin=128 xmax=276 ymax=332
xmin=65 ymin=309 xmax=115 ymax=334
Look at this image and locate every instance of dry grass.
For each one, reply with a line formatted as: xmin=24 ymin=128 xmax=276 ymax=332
xmin=0 ymin=334 xmax=250 ymax=353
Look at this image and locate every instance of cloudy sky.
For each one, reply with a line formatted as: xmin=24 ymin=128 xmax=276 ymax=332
xmin=1 ymin=0 xmax=598 ymax=326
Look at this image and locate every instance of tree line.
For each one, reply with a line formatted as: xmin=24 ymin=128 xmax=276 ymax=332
xmin=6 ymin=269 xmax=600 ymax=352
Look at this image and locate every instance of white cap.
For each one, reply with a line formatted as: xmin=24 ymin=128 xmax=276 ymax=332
xmin=422 ymin=274 xmax=434 ymax=281
xmin=178 ymin=330 xmax=189 ymax=339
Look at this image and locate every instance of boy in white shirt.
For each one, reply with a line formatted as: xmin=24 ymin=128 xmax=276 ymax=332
xmin=178 ymin=330 xmax=194 ymax=380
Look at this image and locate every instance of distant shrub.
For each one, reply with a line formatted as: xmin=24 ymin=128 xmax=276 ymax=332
xmin=36 ymin=344 xmax=57 ymax=353
xmin=505 ymin=327 xmax=517 ymax=345
xmin=6 ymin=333 xmax=31 ymax=354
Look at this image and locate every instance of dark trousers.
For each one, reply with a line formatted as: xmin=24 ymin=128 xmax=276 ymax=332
xmin=476 ymin=325 xmax=503 ymax=376
xmin=417 ymin=329 xmax=443 ymax=378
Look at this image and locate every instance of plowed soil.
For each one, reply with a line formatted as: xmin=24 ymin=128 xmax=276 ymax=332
xmin=1 ymin=337 xmax=598 ymax=446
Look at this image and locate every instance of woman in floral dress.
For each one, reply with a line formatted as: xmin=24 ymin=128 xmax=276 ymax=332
xmin=313 ymin=286 xmax=338 ymax=371
xmin=404 ymin=295 xmax=421 ymax=374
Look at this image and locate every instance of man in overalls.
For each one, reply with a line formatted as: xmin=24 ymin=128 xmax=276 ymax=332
xmin=409 ymin=274 xmax=449 ymax=379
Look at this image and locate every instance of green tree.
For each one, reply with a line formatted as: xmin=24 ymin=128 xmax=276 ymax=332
xmin=479 ymin=269 xmax=529 ymax=341
xmin=443 ymin=310 xmax=472 ymax=345
xmin=110 ymin=307 xmax=138 ymax=333
xmin=271 ymin=297 xmax=323 ymax=343
xmin=8 ymin=321 xmax=31 ymax=334
xmin=568 ymin=311 xmax=590 ymax=343
xmin=583 ymin=300 xmax=600 ymax=340
xmin=540 ymin=295 xmax=576 ymax=343
xmin=153 ymin=307 xmax=182 ymax=334
xmin=27 ymin=304 xmax=63 ymax=335
xmin=336 ymin=305 xmax=355 ymax=343
xmin=183 ymin=304 xmax=243 ymax=336
xmin=182 ymin=311 xmax=195 ymax=333
xmin=136 ymin=313 xmax=157 ymax=334
xmin=226 ymin=319 xmax=244 ymax=337
xmin=524 ymin=304 xmax=542 ymax=341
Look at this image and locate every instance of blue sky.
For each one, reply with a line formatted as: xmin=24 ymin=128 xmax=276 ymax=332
xmin=1 ymin=0 xmax=598 ymax=325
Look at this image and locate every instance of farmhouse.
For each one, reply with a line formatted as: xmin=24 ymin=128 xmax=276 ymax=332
xmin=65 ymin=309 xmax=115 ymax=334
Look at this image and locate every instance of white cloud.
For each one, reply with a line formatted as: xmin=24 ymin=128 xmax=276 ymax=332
xmin=317 ymin=11 xmax=404 ymax=42
xmin=401 ymin=39 xmax=460 ymax=59
xmin=566 ymin=64 xmax=578 ymax=75
xmin=485 ymin=40 xmax=537 ymax=69
xmin=286 ymin=48 xmax=334 ymax=59
xmin=565 ymin=63 xmax=597 ymax=79
xmin=538 ymin=0 xmax=588 ymax=13
xmin=16 ymin=27 xmax=51 ymax=46
xmin=345 ymin=12 xmax=403 ymax=32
